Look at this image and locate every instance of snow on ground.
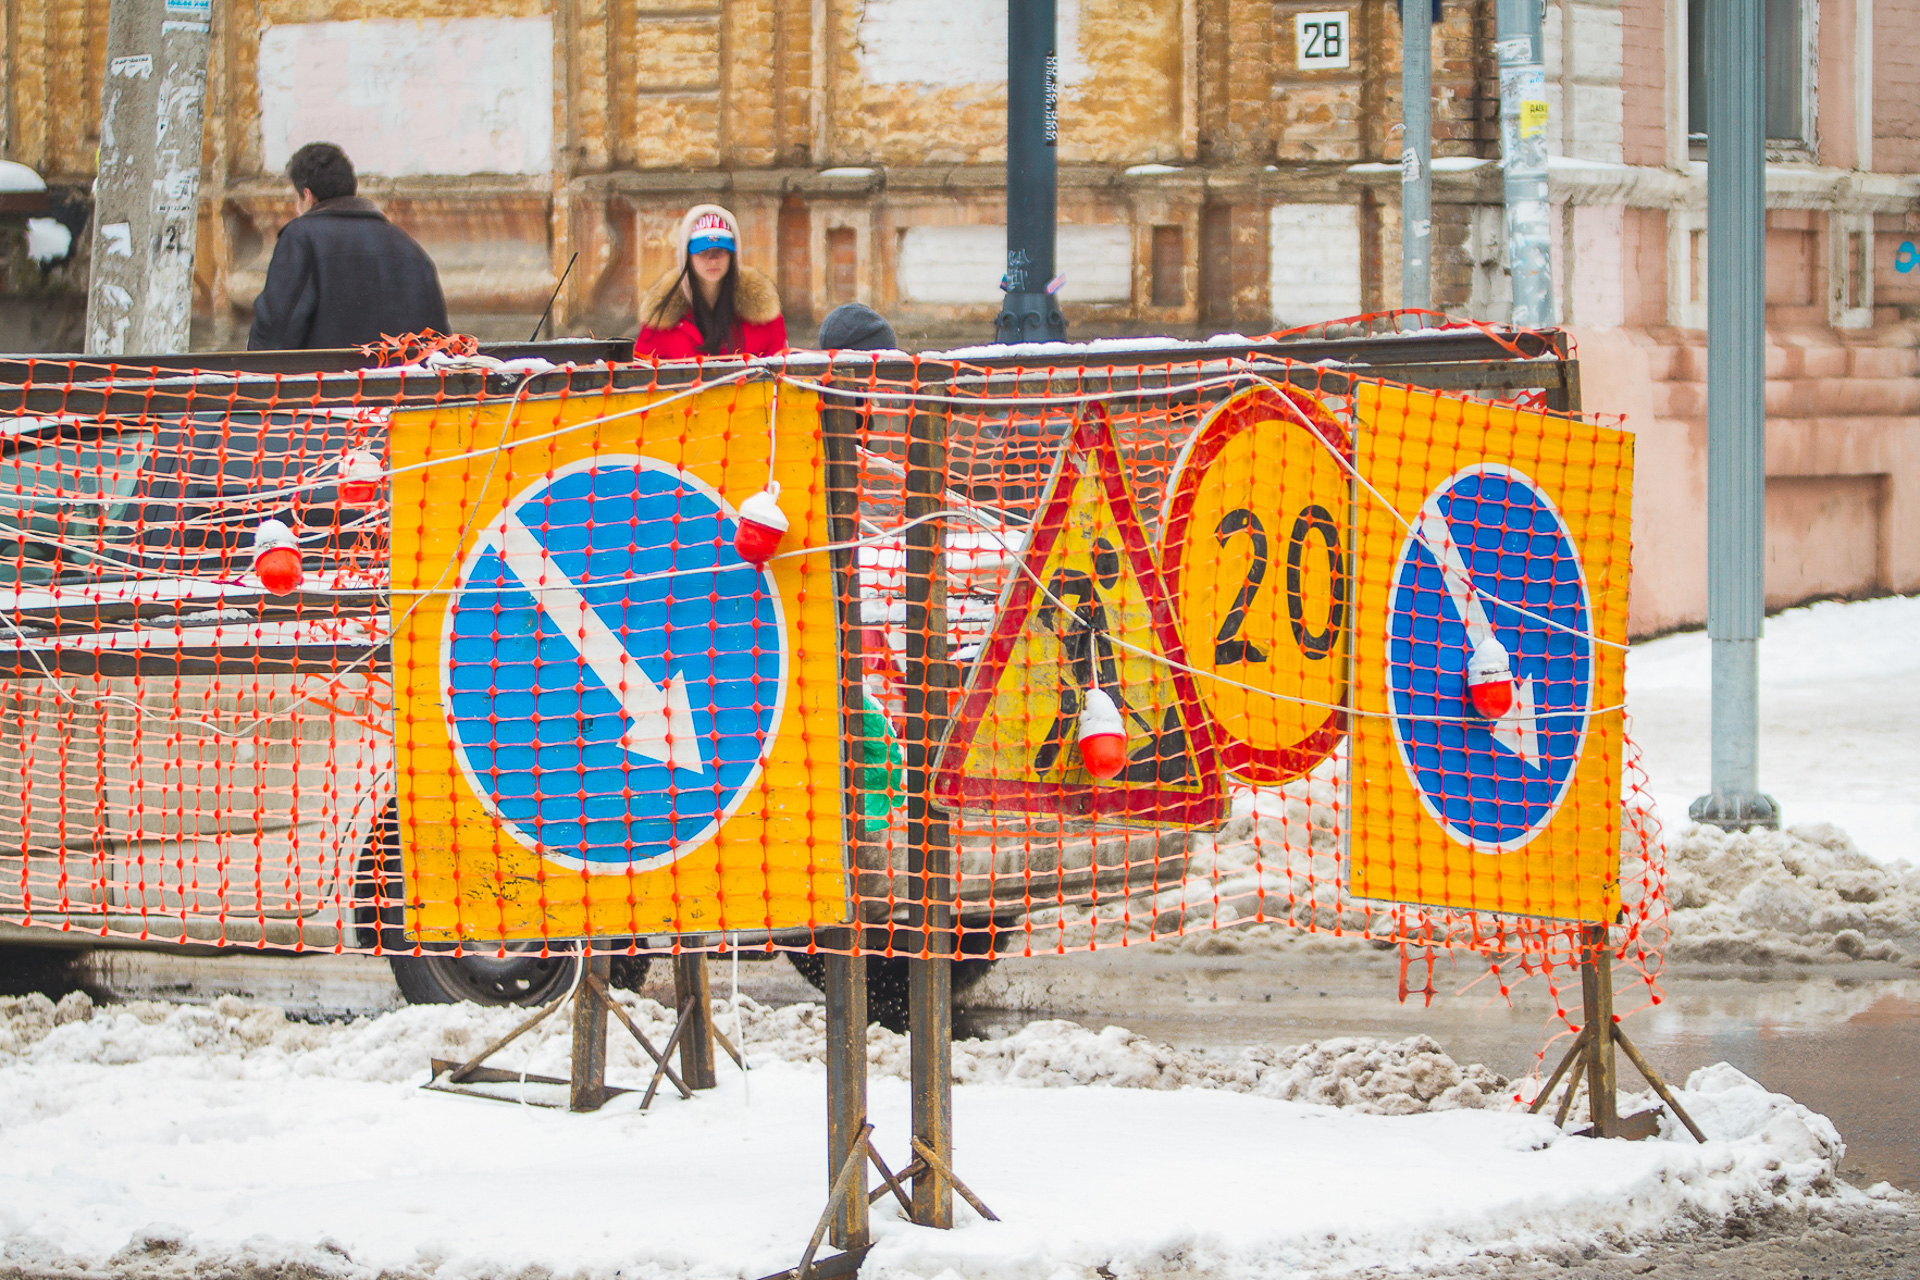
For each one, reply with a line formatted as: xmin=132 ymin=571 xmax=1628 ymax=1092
xmin=1626 ymin=594 xmax=1920 ymax=867
xmin=1664 ymin=822 xmax=1920 ymax=968
xmin=0 ymin=993 xmax=1878 ymax=1280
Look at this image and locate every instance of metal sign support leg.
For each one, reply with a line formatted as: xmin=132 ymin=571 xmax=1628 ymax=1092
xmin=904 ymin=407 xmax=955 ymax=1228
xmin=825 ymin=939 xmax=871 ymax=1251
xmin=570 ymin=953 xmax=614 ymax=1111
xmin=1577 ymin=925 xmax=1617 ymax=1138
xmin=1530 ymin=927 xmax=1706 ymax=1143
xmin=672 ymin=953 xmax=719 ymax=1090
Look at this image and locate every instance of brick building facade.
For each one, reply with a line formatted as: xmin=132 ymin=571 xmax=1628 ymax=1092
xmin=1 ymin=0 xmax=1917 ymax=632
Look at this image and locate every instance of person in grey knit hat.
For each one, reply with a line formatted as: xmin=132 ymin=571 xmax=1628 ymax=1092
xmin=816 ymin=303 xmax=897 ymax=352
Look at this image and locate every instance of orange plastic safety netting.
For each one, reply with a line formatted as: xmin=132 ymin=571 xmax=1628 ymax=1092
xmin=0 ymin=326 xmax=1666 ymax=1014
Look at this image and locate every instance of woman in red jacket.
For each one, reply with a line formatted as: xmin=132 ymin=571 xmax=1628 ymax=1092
xmin=634 ymin=204 xmax=788 ymax=360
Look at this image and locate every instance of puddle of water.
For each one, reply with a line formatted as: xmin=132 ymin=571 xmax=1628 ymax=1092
xmin=1631 ymin=992 xmax=1920 ymax=1190
xmin=968 ymin=951 xmax=1920 ymax=1191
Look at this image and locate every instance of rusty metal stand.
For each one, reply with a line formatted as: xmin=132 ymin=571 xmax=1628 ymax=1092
xmin=1528 ymin=925 xmax=1706 ymax=1143
xmin=672 ymin=953 xmax=720 ymax=1090
xmin=902 ymin=404 xmax=957 ymax=1228
xmin=424 ymin=952 xmax=703 ymax=1112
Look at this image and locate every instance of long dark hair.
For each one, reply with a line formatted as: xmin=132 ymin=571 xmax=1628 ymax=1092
xmin=651 ymin=254 xmax=739 ymax=355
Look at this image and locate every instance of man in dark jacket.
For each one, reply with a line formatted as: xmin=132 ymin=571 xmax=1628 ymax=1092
xmin=248 ymin=142 xmax=450 ymax=351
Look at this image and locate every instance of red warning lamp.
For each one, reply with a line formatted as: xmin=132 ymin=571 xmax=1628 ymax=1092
xmin=734 ymin=489 xmax=788 ymax=566
xmin=252 ymin=519 xmax=304 ymax=595
xmin=1467 ymin=635 xmax=1515 ymax=720
xmin=339 ymin=449 xmax=382 ymax=506
xmin=1077 ymin=687 xmax=1128 ymax=781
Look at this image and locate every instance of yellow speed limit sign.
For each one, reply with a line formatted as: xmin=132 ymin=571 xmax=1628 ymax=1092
xmin=1161 ymin=383 xmax=1352 ymax=784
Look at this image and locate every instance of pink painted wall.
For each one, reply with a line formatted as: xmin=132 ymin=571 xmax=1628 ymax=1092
xmin=1874 ymin=0 xmax=1920 ymax=172
xmin=1618 ymin=0 xmax=1668 ymax=168
xmin=1576 ymin=319 xmax=1920 ymax=638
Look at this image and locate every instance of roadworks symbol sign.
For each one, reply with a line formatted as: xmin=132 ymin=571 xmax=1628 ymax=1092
xmin=932 ymin=404 xmax=1226 ymax=828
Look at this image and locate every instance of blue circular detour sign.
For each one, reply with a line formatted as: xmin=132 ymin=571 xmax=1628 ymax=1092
xmin=1386 ymin=464 xmax=1593 ymax=852
xmin=441 ymin=458 xmax=785 ymax=872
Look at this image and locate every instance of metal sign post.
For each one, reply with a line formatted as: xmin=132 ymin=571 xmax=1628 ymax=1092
xmin=904 ymin=406 xmax=955 ymax=1228
xmin=87 ymin=0 xmax=212 ymax=355
xmin=1494 ymin=0 xmax=1552 ymax=327
xmin=820 ymin=384 xmax=872 ymax=1256
xmin=1689 ymin=0 xmax=1779 ymax=832
xmin=996 ymin=0 xmax=1067 ymax=343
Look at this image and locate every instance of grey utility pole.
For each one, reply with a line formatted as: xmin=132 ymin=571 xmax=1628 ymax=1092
xmin=1689 ymin=0 xmax=1778 ymax=831
xmin=85 ymin=0 xmax=212 ymax=355
xmin=995 ymin=0 xmax=1066 ymax=343
xmin=1400 ymin=0 xmax=1433 ymax=311
xmin=1494 ymin=0 xmax=1552 ymax=326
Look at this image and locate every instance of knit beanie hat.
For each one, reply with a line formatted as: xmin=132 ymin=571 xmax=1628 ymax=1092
xmin=817 ymin=303 xmax=897 ymax=352
xmin=675 ymin=204 xmax=743 ymax=302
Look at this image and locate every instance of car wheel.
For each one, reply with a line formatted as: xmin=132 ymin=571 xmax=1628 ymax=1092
xmin=0 ymin=945 xmax=95 ymax=998
xmin=785 ymin=951 xmax=997 ymax=1032
xmin=387 ymin=949 xmax=653 ymax=1008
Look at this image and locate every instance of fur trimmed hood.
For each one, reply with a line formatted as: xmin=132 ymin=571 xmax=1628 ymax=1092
xmin=639 ymin=265 xmax=782 ymax=332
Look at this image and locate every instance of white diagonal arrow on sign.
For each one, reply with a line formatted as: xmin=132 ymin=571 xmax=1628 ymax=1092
xmin=488 ymin=509 xmax=708 ymax=774
xmin=1414 ymin=500 xmax=1541 ymax=769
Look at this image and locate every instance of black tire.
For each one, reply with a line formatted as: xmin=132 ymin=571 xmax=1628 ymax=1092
xmin=785 ymin=948 xmax=997 ymax=1032
xmin=359 ymin=801 xmax=654 ymax=1007
xmin=387 ymin=949 xmax=653 ymax=1007
xmin=0 ymin=945 xmax=94 ymax=998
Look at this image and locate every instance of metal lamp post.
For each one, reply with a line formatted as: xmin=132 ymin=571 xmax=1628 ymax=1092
xmin=1690 ymin=0 xmax=1779 ymax=831
xmin=996 ymin=0 xmax=1067 ymax=343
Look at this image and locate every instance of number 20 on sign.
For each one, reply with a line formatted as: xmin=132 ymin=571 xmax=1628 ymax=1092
xmin=1161 ymin=384 xmax=1353 ymax=785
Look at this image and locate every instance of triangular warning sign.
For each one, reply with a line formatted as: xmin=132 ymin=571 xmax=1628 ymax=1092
xmin=933 ymin=405 xmax=1227 ymax=828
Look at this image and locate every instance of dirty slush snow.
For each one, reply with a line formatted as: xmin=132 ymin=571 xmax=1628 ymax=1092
xmin=0 ymin=990 xmax=1506 ymax=1114
xmin=0 ymin=990 xmax=1886 ymax=1280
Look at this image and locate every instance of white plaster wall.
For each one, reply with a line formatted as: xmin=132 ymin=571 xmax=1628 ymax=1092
xmin=1268 ymin=204 xmax=1360 ymax=326
xmin=258 ymin=18 xmax=554 ymax=176
xmin=1544 ymin=0 xmax=1625 ymax=163
xmin=856 ymin=0 xmax=1090 ymax=86
xmin=896 ymin=224 xmax=1133 ymax=304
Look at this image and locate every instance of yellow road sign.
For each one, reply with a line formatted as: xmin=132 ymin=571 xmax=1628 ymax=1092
xmin=1161 ymin=383 xmax=1352 ymax=784
xmin=389 ymin=381 xmax=850 ymax=942
xmin=1347 ymin=381 xmax=1632 ymax=923
xmin=933 ymin=405 xmax=1225 ymax=827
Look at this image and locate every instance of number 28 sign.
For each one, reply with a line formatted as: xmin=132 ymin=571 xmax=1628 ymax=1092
xmin=1161 ymin=384 xmax=1353 ymax=784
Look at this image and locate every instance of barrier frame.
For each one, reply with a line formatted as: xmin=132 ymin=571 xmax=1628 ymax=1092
xmin=2 ymin=323 xmax=1672 ymax=1269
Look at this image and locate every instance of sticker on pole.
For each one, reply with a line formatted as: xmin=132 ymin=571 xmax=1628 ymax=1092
xmin=933 ymin=405 xmax=1226 ymax=827
xmin=442 ymin=459 xmax=780 ymax=872
xmin=390 ymin=382 xmax=850 ymax=943
xmin=1161 ymin=383 xmax=1351 ymax=784
xmin=1347 ymin=382 xmax=1632 ymax=924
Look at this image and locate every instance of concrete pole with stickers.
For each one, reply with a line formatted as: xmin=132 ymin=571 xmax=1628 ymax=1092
xmin=1399 ymin=0 xmax=1434 ymax=312
xmin=1494 ymin=0 xmax=1552 ymax=328
xmin=85 ymin=0 xmax=212 ymax=356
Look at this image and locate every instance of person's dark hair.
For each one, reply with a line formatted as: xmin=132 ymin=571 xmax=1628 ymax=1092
xmin=653 ymin=254 xmax=740 ymax=355
xmin=286 ymin=142 xmax=356 ymax=204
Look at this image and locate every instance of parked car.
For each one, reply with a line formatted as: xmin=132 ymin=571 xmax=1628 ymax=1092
xmin=0 ymin=402 xmax=1186 ymax=1014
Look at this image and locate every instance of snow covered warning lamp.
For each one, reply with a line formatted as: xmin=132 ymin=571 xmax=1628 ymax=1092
xmin=1466 ymin=635 xmax=1515 ymax=719
xmin=734 ymin=487 xmax=788 ymax=566
xmin=1077 ymin=687 xmax=1128 ymax=780
xmin=339 ymin=449 xmax=382 ymax=506
xmin=252 ymin=519 xmax=304 ymax=595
